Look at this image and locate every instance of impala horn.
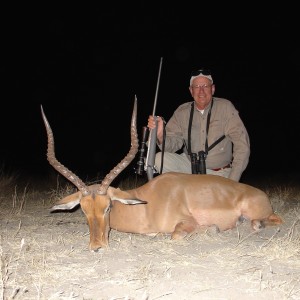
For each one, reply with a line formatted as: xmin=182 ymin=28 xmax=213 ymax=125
xmin=97 ymin=96 xmax=139 ymax=194
xmin=41 ymin=96 xmax=138 ymax=196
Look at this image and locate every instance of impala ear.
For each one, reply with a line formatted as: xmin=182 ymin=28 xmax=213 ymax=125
xmin=50 ymin=191 xmax=82 ymax=212
xmin=112 ymin=197 xmax=147 ymax=205
xmin=108 ymin=187 xmax=147 ymax=205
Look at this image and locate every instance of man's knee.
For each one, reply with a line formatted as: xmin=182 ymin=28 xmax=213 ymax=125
xmin=155 ymin=152 xmax=190 ymax=174
xmin=155 ymin=152 xmax=162 ymax=165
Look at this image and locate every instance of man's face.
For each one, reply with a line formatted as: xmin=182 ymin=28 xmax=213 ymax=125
xmin=189 ymin=77 xmax=215 ymax=110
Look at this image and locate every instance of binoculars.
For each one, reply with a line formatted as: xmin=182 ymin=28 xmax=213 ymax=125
xmin=190 ymin=151 xmax=207 ymax=174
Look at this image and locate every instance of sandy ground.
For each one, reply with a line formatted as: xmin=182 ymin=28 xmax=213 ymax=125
xmin=0 ymin=177 xmax=300 ymax=300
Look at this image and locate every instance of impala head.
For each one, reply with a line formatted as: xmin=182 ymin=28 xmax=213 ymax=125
xmin=41 ymin=97 xmax=144 ymax=251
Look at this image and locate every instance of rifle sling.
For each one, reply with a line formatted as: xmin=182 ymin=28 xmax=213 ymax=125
xmin=160 ymin=119 xmax=167 ymax=174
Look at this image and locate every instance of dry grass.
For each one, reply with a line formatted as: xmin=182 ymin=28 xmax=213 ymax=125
xmin=0 ymin=171 xmax=299 ymax=300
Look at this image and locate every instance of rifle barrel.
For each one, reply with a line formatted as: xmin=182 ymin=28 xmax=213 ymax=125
xmin=152 ymin=57 xmax=163 ymax=116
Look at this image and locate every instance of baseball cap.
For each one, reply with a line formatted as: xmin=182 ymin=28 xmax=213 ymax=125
xmin=190 ymin=69 xmax=213 ymax=86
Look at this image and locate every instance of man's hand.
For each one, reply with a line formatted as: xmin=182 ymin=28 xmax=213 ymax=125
xmin=147 ymin=115 xmax=164 ymax=145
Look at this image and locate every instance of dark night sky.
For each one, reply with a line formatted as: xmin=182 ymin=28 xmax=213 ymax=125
xmin=1 ymin=4 xmax=300 ymax=184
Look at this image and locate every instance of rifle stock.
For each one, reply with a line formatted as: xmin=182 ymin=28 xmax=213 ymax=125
xmin=145 ymin=119 xmax=157 ymax=180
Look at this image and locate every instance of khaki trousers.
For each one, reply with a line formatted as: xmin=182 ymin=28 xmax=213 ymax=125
xmin=154 ymin=152 xmax=231 ymax=178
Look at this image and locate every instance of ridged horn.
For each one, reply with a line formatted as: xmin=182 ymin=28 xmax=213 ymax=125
xmin=96 ymin=96 xmax=139 ymax=195
xmin=41 ymin=105 xmax=90 ymax=196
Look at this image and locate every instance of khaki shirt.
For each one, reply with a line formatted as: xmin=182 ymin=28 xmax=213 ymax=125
xmin=160 ymin=97 xmax=250 ymax=181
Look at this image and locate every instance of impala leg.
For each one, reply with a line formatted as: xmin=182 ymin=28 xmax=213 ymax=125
xmin=251 ymin=213 xmax=283 ymax=231
xmin=171 ymin=219 xmax=200 ymax=240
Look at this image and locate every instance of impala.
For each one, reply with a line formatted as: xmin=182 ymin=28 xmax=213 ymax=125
xmin=41 ymin=98 xmax=283 ymax=252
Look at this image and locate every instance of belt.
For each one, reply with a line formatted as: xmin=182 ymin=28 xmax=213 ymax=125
xmin=210 ymin=164 xmax=231 ymax=171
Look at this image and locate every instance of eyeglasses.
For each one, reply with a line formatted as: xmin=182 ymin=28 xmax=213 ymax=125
xmin=191 ymin=84 xmax=212 ymax=90
xmin=191 ymin=69 xmax=212 ymax=76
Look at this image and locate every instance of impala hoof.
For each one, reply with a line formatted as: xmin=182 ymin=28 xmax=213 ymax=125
xmin=252 ymin=220 xmax=264 ymax=231
xmin=236 ymin=216 xmax=246 ymax=226
xmin=207 ymin=224 xmax=220 ymax=234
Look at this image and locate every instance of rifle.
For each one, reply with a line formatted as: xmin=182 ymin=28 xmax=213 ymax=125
xmin=145 ymin=57 xmax=163 ymax=181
